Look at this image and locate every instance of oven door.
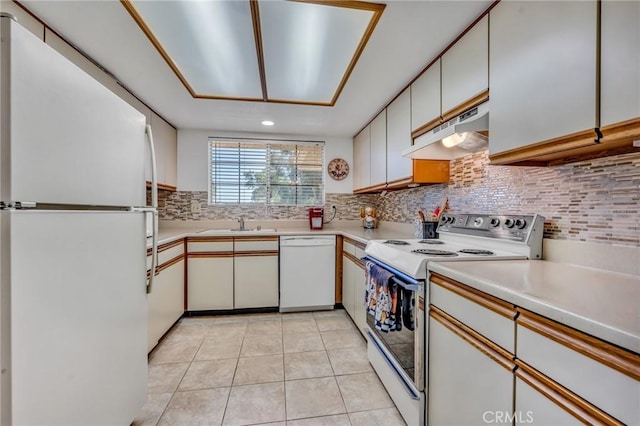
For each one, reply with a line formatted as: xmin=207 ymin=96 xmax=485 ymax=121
xmin=362 ymin=256 xmax=425 ymax=391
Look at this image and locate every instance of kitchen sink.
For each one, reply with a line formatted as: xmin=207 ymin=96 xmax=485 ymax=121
xmin=197 ymin=228 xmax=277 ymax=235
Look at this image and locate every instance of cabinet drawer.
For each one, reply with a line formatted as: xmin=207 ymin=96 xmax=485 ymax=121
xmin=516 ymin=309 xmax=640 ymax=425
xmin=158 ymin=241 xmax=184 ymax=265
xmin=343 ymin=240 xmax=356 ymax=256
xmin=187 ymin=238 xmax=233 ymax=253
xmin=429 ymin=273 xmax=516 ymax=353
xmin=515 ymin=361 xmax=623 ymax=425
xmin=234 ymin=237 xmax=278 ymax=252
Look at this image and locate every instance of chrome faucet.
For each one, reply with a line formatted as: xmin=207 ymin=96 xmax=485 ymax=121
xmin=237 ymin=217 xmax=245 ymax=231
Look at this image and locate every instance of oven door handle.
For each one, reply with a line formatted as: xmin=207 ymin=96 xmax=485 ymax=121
xmin=362 ymin=256 xmax=424 ymax=286
xmin=391 ymin=276 xmax=423 ymax=292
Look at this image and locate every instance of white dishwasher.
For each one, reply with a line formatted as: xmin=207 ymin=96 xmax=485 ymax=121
xmin=279 ymin=235 xmax=336 ymax=312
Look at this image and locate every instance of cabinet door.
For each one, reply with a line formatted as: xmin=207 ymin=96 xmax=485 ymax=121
xmin=428 ymin=309 xmax=514 ymax=426
xmin=370 ymin=110 xmax=387 ymax=186
xmin=353 ymin=262 xmax=367 ymax=334
xmin=515 ymin=376 xmax=586 ymax=425
xmin=187 ymin=255 xmax=234 ymax=310
xmin=600 ymin=0 xmax=640 ymax=126
xmin=386 ymin=88 xmax=413 ymax=183
xmin=411 ymin=59 xmax=441 ymax=133
xmin=342 ymin=255 xmax=355 ymax=319
xmin=489 ymin=1 xmax=597 ymax=155
xmin=150 ymin=112 xmax=177 ymax=187
xmin=353 ymin=126 xmax=371 ymax=190
xmin=441 ymin=16 xmax=488 ymax=115
xmin=234 ymin=254 xmax=279 ymax=309
xmin=148 ymin=259 xmax=185 ymax=352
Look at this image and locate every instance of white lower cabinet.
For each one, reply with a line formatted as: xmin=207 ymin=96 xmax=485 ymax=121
xmin=147 ymin=241 xmax=186 ymax=352
xmin=515 ymin=369 xmax=584 ymax=426
xmin=428 ymin=308 xmax=514 ymax=426
xmin=342 ymin=239 xmax=367 ymax=335
xmin=186 ymin=236 xmax=279 ymax=312
xmin=353 ymin=263 xmax=367 ymax=333
xmin=187 ymin=255 xmax=234 ymax=311
xmin=234 ymin=254 xmax=279 ymax=309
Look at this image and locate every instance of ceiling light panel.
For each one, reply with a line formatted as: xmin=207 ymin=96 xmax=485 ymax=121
xmin=127 ymin=0 xmax=263 ymax=99
xmin=259 ymin=1 xmax=381 ymax=104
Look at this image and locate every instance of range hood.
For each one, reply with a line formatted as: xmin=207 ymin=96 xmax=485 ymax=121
xmin=403 ymin=101 xmax=489 ymax=160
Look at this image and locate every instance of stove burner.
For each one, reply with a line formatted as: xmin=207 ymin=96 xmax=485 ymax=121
xmin=411 ymin=249 xmax=458 ymax=257
xmin=458 ymin=249 xmax=495 ymax=256
xmin=418 ymin=240 xmax=444 ymax=245
xmin=384 ymin=240 xmax=410 ymax=246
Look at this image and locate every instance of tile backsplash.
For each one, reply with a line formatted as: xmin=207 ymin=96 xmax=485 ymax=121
xmin=156 ymin=150 xmax=639 ymax=246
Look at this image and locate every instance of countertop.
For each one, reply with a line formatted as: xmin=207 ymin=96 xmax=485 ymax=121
xmin=428 ymin=260 xmax=640 ymax=354
xmin=154 ymin=222 xmax=416 ymax=247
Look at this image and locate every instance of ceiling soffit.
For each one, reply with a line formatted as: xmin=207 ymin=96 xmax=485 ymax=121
xmin=121 ymin=0 xmax=385 ymax=106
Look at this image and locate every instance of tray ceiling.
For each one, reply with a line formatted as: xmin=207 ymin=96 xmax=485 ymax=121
xmin=122 ymin=0 xmax=385 ymax=106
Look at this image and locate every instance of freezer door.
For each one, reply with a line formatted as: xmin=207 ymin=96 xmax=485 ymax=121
xmin=1 ymin=18 xmax=146 ymax=206
xmin=4 ymin=210 xmax=147 ymax=425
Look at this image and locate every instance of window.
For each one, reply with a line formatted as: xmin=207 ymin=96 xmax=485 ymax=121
xmin=209 ymin=138 xmax=324 ymax=205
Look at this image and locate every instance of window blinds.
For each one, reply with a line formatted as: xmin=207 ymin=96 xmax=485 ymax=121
xmin=209 ymin=139 xmax=324 ymax=205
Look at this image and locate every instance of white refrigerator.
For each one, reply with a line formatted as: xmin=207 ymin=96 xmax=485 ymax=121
xmin=0 ymin=14 xmax=157 ymax=425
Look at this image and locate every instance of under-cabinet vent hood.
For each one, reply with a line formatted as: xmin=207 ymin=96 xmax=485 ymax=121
xmin=403 ymin=102 xmax=489 ymax=160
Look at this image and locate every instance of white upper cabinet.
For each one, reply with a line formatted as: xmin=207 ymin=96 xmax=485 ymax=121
xmin=600 ymin=0 xmax=640 ymax=127
xmin=441 ymin=15 xmax=489 ymax=115
xmin=489 ymin=1 xmax=597 ymax=156
xmin=147 ymin=112 xmax=177 ymax=188
xmin=369 ymin=110 xmax=387 ymax=187
xmin=1 ymin=1 xmax=44 ymax=40
xmin=411 ymin=59 xmax=441 ymax=132
xmin=386 ymin=88 xmax=413 ymax=183
xmin=353 ymin=126 xmax=371 ymax=190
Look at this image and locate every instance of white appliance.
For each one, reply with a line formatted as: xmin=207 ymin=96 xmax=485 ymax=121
xmin=0 ymin=15 xmax=158 ymax=425
xmin=279 ymin=235 xmax=336 ymax=312
xmin=363 ymin=213 xmax=544 ymax=426
xmin=402 ymin=101 xmax=489 ymax=160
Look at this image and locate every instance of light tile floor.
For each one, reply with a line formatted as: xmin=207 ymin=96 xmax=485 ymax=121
xmin=133 ymin=309 xmax=407 ymax=426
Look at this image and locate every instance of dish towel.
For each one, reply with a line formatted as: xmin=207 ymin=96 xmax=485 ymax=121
xmin=365 ymin=261 xmax=401 ymax=332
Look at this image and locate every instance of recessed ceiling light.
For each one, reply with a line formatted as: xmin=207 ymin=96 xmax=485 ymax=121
xmin=261 ymin=120 xmax=275 ymax=126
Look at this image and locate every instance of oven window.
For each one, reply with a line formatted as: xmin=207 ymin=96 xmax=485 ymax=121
xmin=367 ymin=314 xmax=415 ymax=381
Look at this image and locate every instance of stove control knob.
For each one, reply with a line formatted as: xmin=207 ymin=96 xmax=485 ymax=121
xmin=443 ymin=215 xmax=453 ymax=224
xmin=473 ymin=217 xmax=483 ymax=227
xmin=504 ymin=218 xmax=515 ymax=228
xmin=515 ymin=218 xmax=527 ymax=229
xmin=489 ymin=218 xmax=500 ymax=227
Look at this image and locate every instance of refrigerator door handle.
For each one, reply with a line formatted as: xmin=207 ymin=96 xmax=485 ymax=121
xmin=145 ymin=124 xmax=159 ymax=294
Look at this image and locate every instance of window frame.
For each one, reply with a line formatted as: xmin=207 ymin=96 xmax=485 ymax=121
xmin=207 ymin=137 xmax=325 ymax=206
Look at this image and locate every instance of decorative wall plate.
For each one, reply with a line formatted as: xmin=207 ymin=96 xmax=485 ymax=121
xmin=327 ymin=158 xmax=350 ymax=180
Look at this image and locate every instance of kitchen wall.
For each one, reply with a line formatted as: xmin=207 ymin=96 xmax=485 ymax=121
xmin=376 ymin=151 xmax=640 ymax=246
xmin=162 ymin=146 xmax=639 ymax=247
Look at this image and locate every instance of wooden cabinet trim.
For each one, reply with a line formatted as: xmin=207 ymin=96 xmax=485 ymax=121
xmin=187 ymin=236 xmax=234 ymax=243
xmin=187 ymin=252 xmax=234 ymax=258
xmin=233 ymin=236 xmax=279 ymax=242
xmin=600 ymin=116 xmax=640 ymax=144
xmin=516 ymin=360 xmax=624 ymax=425
xmin=344 ymin=251 xmax=364 ymax=268
xmin=411 ymin=116 xmax=443 ymax=140
xmin=354 ymin=182 xmax=387 ymax=193
xmin=343 ymin=237 xmax=366 ymax=250
xmin=489 ymin=128 xmax=599 ymax=166
xmin=159 ymin=238 xmax=184 ymax=252
xmin=430 ymin=272 xmax=517 ymax=320
xmin=233 ymin=251 xmax=279 ymax=257
xmin=146 ymin=181 xmax=177 ymax=192
xmin=336 ymin=235 xmax=344 ymax=304
xmin=430 ymin=306 xmax=515 ymax=371
xmin=517 ymin=308 xmax=640 ymax=381
xmin=156 ymin=254 xmax=184 ymax=274
xmin=440 ymin=89 xmax=490 ymax=123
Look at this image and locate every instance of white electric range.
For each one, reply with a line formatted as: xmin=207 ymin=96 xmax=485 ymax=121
xmin=363 ymin=213 xmax=545 ymax=426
